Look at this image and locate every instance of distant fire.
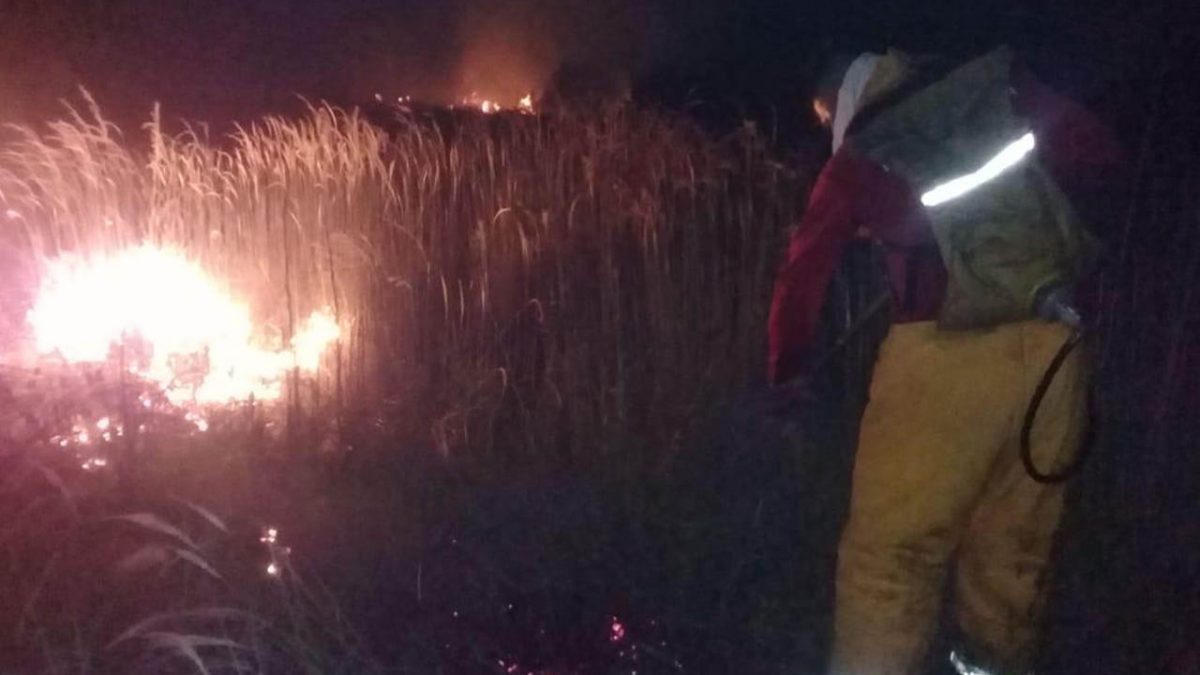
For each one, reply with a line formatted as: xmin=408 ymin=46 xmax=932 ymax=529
xmin=374 ymin=92 xmax=536 ymax=115
xmin=27 ymin=245 xmax=339 ymax=408
xmin=459 ymin=92 xmax=536 ymax=115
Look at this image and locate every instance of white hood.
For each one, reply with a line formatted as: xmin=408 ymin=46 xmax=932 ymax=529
xmin=832 ymin=53 xmax=882 ymax=154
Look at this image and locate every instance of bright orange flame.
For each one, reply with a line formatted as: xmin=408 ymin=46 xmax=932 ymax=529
xmin=27 ymin=245 xmax=339 ymax=406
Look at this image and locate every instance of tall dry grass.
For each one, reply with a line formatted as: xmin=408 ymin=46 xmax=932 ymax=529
xmin=0 ymin=94 xmax=807 ymax=672
xmin=0 ymin=93 xmax=798 ymax=469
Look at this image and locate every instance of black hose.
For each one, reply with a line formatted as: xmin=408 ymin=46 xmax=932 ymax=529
xmin=1020 ymin=329 xmax=1094 ymax=484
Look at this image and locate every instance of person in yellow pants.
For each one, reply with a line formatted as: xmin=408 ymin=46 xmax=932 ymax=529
xmin=768 ymin=46 xmax=1117 ymax=672
xmin=830 ymin=320 xmax=1087 ymax=674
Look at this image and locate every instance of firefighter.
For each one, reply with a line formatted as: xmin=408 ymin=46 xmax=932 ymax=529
xmin=768 ymin=48 xmax=1120 ymax=674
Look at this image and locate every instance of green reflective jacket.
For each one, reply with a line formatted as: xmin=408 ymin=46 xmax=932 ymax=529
xmin=846 ymin=47 xmax=1096 ymax=329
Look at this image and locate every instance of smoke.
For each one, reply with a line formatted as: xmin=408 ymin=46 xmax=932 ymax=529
xmin=342 ymin=0 xmax=671 ymax=106
xmin=0 ymin=0 xmax=691 ymax=127
xmin=453 ymin=2 xmax=562 ymax=104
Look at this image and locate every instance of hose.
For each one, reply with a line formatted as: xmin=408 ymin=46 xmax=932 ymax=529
xmin=1020 ymin=328 xmax=1094 ymax=484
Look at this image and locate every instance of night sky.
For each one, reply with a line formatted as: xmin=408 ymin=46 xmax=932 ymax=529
xmin=0 ymin=0 xmax=1169 ymax=137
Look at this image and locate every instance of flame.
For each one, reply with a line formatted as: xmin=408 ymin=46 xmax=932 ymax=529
xmin=291 ymin=311 xmax=339 ymax=372
xmin=27 ymin=245 xmax=339 ymax=407
xmin=459 ymin=92 xmax=535 ymax=115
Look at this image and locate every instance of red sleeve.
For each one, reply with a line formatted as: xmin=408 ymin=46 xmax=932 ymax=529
xmin=767 ymin=151 xmax=864 ymax=385
xmin=1012 ymin=67 xmax=1124 ymax=195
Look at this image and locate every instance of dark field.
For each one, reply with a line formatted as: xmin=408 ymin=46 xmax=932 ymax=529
xmin=2 ymin=48 xmax=1197 ymax=675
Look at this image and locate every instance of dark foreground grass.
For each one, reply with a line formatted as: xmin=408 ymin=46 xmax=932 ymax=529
xmin=0 ymin=357 xmax=873 ymax=674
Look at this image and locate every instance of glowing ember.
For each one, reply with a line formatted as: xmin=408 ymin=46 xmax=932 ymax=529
xmin=518 ymin=94 xmax=534 ymax=114
xmin=81 ymin=457 xmax=108 ymax=471
xmin=610 ymin=616 xmax=626 ymax=643
xmin=27 ymin=245 xmax=339 ymax=406
xmin=260 ymin=525 xmax=290 ymax=578
xmin=52 ymin=419 xmax=96 ymax=447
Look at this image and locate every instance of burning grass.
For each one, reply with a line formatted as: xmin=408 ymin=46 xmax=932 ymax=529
xmin=28 ymin=245 xmax=339 ymax=405
xmin=1 ymin=92 xmax=797 ymax=465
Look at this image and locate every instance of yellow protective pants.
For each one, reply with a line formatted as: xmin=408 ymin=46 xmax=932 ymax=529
xmin=830 ymin=320 xmax=1087 ymax=675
